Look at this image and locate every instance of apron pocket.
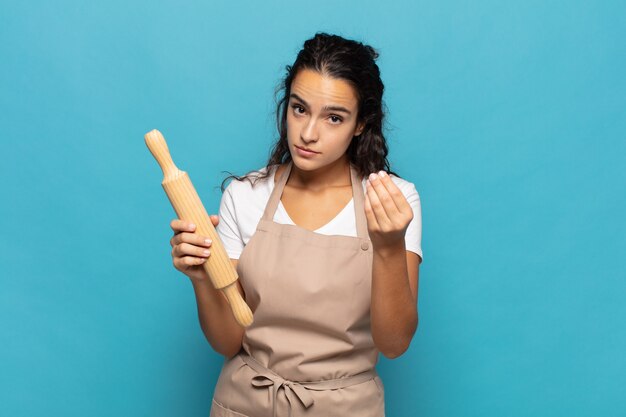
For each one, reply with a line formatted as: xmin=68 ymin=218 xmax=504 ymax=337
xmin=210 ymin=399 xmax=249 ymax=417
xmin=212 ymin=354 xmax=274 ymax=415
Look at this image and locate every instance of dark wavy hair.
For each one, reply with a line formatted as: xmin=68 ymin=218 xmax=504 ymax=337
xmin=220 ymin=32 xmax=399 ymax=192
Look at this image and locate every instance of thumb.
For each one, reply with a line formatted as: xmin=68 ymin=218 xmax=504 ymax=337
xmin=210 ymin=215 xmax=219 ymax=226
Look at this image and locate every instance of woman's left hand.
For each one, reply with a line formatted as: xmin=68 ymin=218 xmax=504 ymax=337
xmin=364 ymin=171 xmax=413 ymax=252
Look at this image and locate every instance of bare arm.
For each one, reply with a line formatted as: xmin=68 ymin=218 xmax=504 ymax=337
xmin=364 ymin=171 xmax=421 ymax=359
xmin=170 ymin=218 xmax=244 ymax=358
xmin=371 ymin=247 xmax=420 ymax=358
xmin=190 ymin=259 xmax=245 ymax=358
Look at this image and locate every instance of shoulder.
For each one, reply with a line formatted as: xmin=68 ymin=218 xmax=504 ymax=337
xmin=223 ymin=164 xmax=279 ymax=198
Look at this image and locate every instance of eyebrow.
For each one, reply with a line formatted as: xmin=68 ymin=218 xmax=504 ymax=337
xmin=289 ymin=93 xmax=353 ymax=116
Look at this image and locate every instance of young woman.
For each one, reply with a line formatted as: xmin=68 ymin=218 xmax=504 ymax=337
xmin=169 ymin=33 xmax=423 ymax=417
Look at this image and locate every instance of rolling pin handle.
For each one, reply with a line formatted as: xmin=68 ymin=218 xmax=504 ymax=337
xmin=144 ymin=129 xmax=180 ymax=180
xmin=222 ymin=284 xmax=254 ymax=327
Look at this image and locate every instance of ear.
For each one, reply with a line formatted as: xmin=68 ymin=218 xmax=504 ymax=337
xmin=354 ymin=121 xmax=365 ymax=137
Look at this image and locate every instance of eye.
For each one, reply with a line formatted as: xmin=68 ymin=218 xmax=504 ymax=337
xmin=291 ymin=104 xmax=305 ymax=115
xmin=329 ymin=115 xmax=343 ymax=124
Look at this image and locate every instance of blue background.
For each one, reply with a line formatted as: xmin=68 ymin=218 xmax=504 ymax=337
xmin=1 ymin=1 xmax=625 ymax=416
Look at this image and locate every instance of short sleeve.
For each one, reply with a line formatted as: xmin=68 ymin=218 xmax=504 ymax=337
xmin=215 ymin=182 xmax=245 ymax=259
xmin=403 ymin=182 xmax=423 ymax=262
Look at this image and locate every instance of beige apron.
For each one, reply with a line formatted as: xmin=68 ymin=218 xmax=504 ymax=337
xmin=210 ymin=161 xmax=385 ymax=417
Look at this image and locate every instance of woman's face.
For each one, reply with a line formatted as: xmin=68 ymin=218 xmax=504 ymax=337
xmin=286 ymin=69 xmax=364 ymax=173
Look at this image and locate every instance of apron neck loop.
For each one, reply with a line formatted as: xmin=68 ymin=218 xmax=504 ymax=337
xmin=262 ymin=160 xmax=369 ymax=240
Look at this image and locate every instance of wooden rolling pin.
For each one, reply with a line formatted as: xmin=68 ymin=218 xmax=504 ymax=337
xmin=145 ymin=129 xmax=253 ymax=327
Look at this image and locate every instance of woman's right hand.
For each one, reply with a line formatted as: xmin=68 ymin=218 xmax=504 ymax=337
xmin=170 ymin=217 xmax=219 ymax=283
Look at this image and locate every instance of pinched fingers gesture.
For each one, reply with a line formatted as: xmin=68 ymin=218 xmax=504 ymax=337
xmin=364 ymin=171 xmax=413 ymax=250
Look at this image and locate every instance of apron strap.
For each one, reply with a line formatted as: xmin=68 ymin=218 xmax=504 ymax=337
xmin=350 ymin=163 xmax=369 ymax=240
xmin=261 ymin=161 xmax=293 ymax=222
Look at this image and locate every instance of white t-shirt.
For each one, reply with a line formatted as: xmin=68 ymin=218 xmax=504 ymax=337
xmin=216 ymin=165 xmax=423 ymax=262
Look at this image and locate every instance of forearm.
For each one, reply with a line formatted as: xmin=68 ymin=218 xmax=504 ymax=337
xmin=370 ymin=242 xmax=418 ymax=358
xmin=190 ymin=279 xmax=244 ymax=358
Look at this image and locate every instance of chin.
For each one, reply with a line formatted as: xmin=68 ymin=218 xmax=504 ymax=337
xmin=290 ymin=155 xmax=323 ymax=171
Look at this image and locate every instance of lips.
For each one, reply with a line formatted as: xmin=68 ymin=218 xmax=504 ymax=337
xmin=296 ymin=145 xmax=319 ymax=154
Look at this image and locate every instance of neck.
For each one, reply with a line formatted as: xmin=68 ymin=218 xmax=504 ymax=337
xmin=288 ymin=156 xmax=352 ymax=191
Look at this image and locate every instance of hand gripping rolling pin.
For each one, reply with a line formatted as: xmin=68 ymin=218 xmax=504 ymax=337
xmin=145 ymin=129 xmax=253 ymax=327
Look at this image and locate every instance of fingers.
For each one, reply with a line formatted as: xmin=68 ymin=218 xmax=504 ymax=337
xmin=170 ymin=231 xmax=213 ymax=248
xmin=169 ymin=218 xmax=216 ymax=247
xmin=372 ymin=171 xmax=411 ymax=213
xmin=175 ymin=255 xmax=209 ymax=268
xmin=172 ymin=242 xmax=211 ymax=258
xmin=170 ymin=217 xmax=219 ymax=233
xmin=366 ymin=175 xmax=392 ymax=227
xmin=364 ymin=187 xmax=380 ymax=230
xmin=366 ymin=182 xmax=391 ymax=230
xmin=170 ymin=219 xmax=196 ymax=233
xmin=367 ymin=172 xmax=402 ymax=215
xmin=365 ymin=171 xmax=413 ymax=231
xmin=169 ymin=218 xmax=214 ymax=270
xmin=171 ymin=238 xmax=211 ymax=271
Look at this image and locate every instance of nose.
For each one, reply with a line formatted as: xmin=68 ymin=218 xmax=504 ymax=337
xmin=300 ymin=118 xmax=319 ymax=143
